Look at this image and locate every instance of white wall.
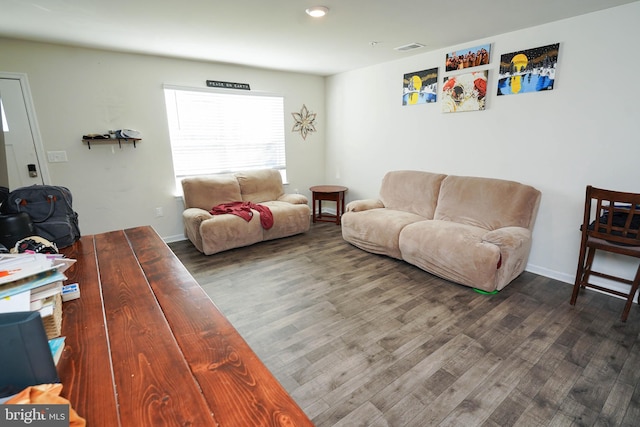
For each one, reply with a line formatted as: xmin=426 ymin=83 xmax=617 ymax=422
xmin=0 ymin=39 xmax=326 ymax=241
xmin=325 ymin=2 xmax=640 ymax=285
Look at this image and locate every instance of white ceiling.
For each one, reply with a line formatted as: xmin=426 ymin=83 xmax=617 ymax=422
xmin=0 ymin=0 xmax=637 ymax=76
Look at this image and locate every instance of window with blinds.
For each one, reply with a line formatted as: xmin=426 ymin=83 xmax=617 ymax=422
xmin=164 ymin=86 xmax=287 ymax=190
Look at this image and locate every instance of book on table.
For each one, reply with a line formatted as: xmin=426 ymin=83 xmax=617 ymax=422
xmin=48 ymin=336 xmax=66 ymax=365
xmin=0 ymin=253 xmax=75 ymax=286
xmin=0 ymin=253 xmax=75 ymax=317
xmin=30 ymin=281 xmax=64 ymax=308
xmin=0 ymin=254 xmax=56 ymax=285
xmin=0 ymin=269 xmax=66 ymax=301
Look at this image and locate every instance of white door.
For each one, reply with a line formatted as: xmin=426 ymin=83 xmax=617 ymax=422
xmin=0 ymin=73 xmax=48 ymax=189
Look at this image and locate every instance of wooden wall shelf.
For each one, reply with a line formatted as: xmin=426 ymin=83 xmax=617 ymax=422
xmin=82 ymin=138 xmax=141 ymax=149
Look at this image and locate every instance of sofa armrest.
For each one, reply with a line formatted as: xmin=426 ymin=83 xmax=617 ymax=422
xmin=346 ymin=199 xmax=384 ymax=212
xmin=482 ymin=226 xmax=533 ymax=291
xmin=278 ymin=193 xmax=309 ymax=204
xmin=482 ymin=227 xmax=531 ymax=249
xmin=182 ymin=208 xmax=213 ymax=253
xmin=183 ymin=207 xmax=213 ymax=223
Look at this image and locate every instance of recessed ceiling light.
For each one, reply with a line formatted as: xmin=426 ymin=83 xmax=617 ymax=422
xmin=306 ymin=6 xmax=329 ymax=18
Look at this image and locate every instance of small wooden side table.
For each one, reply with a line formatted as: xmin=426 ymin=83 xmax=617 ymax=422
xmin=310 ymin=185 xmax=348 ymax=225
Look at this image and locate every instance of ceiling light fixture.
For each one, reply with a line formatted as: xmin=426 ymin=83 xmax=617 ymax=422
xmin=306 ymin=6 xmax=329 ymax=18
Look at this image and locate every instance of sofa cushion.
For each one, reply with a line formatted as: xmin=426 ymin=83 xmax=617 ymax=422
xmin=182 ymin=175 xmax=242 ymax=211
xmin=399 ymin=220 xmax=501 ymax=291
xmin=236 ymin=169 xmax=284 ymax=203
xmin=379 ymin=170 xmax=446 ymax=219
xmin=199 ymin=214 xmax=264 ymax=255
xmin=260 ymin=201 xmax=311 ymax=241
xmin=434 ymin=175 xmax=541 ymax=231
xmin=342 ymin=208 xmax=426 ymax=259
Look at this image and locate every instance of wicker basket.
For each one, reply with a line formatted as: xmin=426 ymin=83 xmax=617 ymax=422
xmin=41 ymin=293 xmax=63 ymax=339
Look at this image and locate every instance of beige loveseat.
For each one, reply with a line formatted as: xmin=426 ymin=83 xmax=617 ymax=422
xmin=341 ymin=171 xmax=541 ymax=292
xmin=182 ymin=169 xmax=310 ymax=255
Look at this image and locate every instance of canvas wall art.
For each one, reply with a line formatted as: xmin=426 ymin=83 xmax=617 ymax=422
xmin=497 ymin=43 xmax=560 ymax=96
xmin=441 ymin=71 xmax=488 ymax=113
xmin=445 ymin=44 xmax=491 ymax=72
xmin=402 ymin=68 xmax=438 ymax=106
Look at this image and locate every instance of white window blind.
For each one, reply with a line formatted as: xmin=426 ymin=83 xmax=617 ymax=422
xmin=164 ymin=86 xmax=286 ymax=183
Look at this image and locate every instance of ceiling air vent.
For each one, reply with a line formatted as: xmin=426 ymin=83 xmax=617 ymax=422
xmin=394 ymin=43 xmax=425 ymax=52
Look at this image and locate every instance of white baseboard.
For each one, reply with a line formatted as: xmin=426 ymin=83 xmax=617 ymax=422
xmin=163 ymin=233 xmax=187 ymax=243
xmin=320 ymin=207 xmax=337 ymax=215
xmin=525 ymin=263 xmax=635 ymax=300
xmin=525 ymin=264 xmax=574 ymax=285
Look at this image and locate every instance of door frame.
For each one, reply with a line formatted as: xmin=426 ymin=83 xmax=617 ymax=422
xmin=0 ymin=71 xmax=51 ymax=185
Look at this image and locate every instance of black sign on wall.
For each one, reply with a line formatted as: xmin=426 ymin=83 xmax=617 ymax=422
xmin=206 ymin=80 xmax=251 ymax=90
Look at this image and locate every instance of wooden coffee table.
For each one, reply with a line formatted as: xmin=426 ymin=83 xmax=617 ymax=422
xmin=310 ymin=185 xmax=348 ymax=225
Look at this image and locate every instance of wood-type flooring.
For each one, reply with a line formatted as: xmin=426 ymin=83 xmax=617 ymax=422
xmin=169 ymin=222 xmax=640 ymax=426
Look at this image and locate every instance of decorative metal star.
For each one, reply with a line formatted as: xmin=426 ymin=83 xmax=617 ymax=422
xmin=292 ymin=104 xmax=317 ymax=140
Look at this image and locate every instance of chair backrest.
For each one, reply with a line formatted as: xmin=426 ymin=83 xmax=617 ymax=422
xmin=583 ymin=185 xmax=640 ymax=247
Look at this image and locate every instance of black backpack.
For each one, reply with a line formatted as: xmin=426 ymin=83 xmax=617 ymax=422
xmin=1 ymin=185 xmax=80 ymax=248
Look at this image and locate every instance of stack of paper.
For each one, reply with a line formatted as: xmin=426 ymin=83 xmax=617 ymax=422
xmin=0 ymin=254 xmax=76 ymax=317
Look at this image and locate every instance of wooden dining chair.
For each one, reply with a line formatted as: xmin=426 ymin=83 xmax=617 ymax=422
xmin=571 ymin=186 xmax=640 ymax=322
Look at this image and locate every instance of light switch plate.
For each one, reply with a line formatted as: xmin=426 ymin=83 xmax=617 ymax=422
xmin=47 ymin=151 xmax=68 ymax=162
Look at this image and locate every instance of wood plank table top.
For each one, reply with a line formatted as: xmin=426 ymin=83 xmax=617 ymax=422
xmin=58 ymin=225 xmax=313 ymax=426
xmin=309 ymin=185 xmax=348 ymax=194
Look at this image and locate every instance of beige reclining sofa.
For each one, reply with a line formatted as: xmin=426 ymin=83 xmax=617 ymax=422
xmin=182 ymin=169 xmax=310 ymax=255
xmin=341 ymin=170 xmax=541 ymax=292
